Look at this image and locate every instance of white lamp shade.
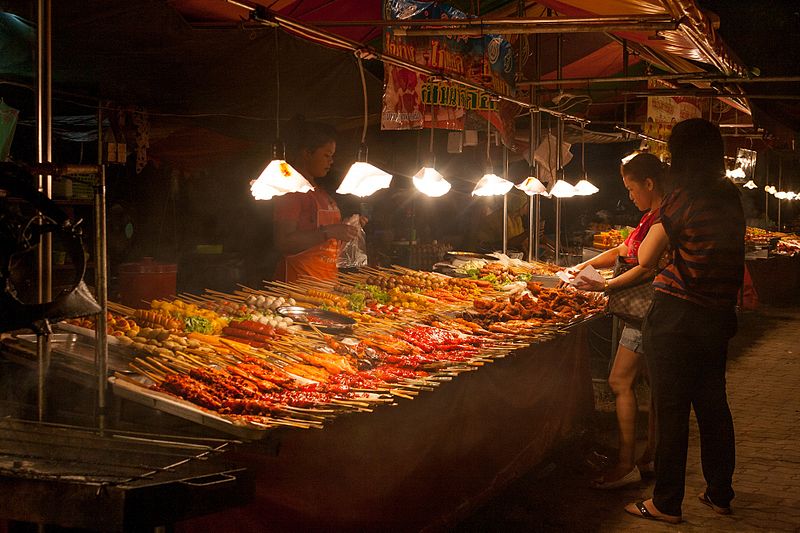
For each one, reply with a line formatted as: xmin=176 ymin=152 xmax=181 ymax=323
xmin=765 ymin=185 xmax=777 ymax=194
xmin=573 ymin=179 xmax=599 ymax=195
xmin=412 ymin=167 xmax=451 ymax=197
xmin=471 ymin=173 xmax=514 ymax=196
xmin=743 ymin=180 xmax=758 ymax=189
xmin=549 ymin=179 xmax=577 ymax=198
xmin=775 ymin=191 xmax=788 ymax=199
xmin=250 ymin=159 xmax=313 ymax=200
xmin=516 ymin=176 xmax=547 ymax=195
xmin=337 ymin=162 xmax=393 ymax=197
xmin=786 ymin=191 xmax=796 ymax=200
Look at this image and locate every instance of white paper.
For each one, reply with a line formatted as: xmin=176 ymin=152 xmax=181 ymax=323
xmin=557 ymin=264 xmax=604 ymax=287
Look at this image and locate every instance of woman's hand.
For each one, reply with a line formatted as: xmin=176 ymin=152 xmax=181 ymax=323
xmin=323 ymin=223 xmax=359 ymax=242
xmin=574 ymin=277 xmax=606 ymax=292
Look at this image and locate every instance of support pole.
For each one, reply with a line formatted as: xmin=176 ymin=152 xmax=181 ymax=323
xmin=777 ymin=157 xmax=782 ymax=230
xmin=554 ymin=33 xmax=563 ymax=265
xmin=502 ymin=146 xmax=508 ymax=255
xmin=765 ymin=151 xmax=770 ymax=228
xmin=35 ymin=0 xmax=52 ymax=423
xmin=95 ymin=106 xmax=109 ymax=433
xmin=534 ymin=34 xmax=542 ymax=262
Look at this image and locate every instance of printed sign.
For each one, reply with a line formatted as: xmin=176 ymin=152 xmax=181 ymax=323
xmin=381 ymin=1 xmax=516 ymax=143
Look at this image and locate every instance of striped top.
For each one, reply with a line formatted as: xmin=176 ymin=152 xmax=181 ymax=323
xmin=653 ymin=180 xmax=745 ymax=309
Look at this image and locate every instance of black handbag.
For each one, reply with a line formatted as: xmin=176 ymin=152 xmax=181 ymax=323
xmin=606 ymin=256 xmax=654 ymax=327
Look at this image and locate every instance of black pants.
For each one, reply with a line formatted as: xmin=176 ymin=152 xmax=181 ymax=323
xmin=642 ymin=292 xmax=737 ymax=516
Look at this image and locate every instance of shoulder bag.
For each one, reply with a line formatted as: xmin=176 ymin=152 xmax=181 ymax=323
xmin=606 ymin=256 xmax=654 ymax=327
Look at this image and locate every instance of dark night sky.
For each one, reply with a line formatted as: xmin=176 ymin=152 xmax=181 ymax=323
xmin=697 ymin=0 xmax=800 ymax=76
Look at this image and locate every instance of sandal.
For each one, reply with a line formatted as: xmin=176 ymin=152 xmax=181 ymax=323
xmin=698 ymin=491 xmax=732 ymax=515
xmin=624 ymin=499 xmax=682 ymax=524
xmin=592 ymin=466 xmax=641 ymax=489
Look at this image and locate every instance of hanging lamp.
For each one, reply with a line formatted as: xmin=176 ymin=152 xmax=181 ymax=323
xmin=549 ymin=179 xmax=577 ymax=198
xmin=413 ymin=102 xmax=451 ymax=197
xmin=250 ymin=29 xmax=313 ymax=200
xmin=573 ymin=123 xmax=598 ymax=196
xmin=516 ymin=176 xmax=548 ymax=196
xmin=337 ymin=54 xmax=393 ymax=197
xmin=472 ymin=120 xmax=512 ymax=196
xmin=743 ymin=180 xmax=758 ymax=189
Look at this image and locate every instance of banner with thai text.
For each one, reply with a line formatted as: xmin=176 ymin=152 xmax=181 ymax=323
xmin=381 ymin=0 xmax=516 ymax=144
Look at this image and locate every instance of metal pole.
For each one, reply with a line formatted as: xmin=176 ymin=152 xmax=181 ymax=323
xmin=554 ymin=33 xmax=563 ymax=265
xmin=520 ymin=73 xmax=800 ymax=87
xmin=309 ymin=14 xmax=678 ymax=28
xmin=528 ymin=110 xmax=534 ymax=263
xmin=95 ymin=107 xmax=109 ymax=433
xmin=765 ymin=151 xmax=770 ymax=227
xmin=36 ymin=334 xmax=50 ymax=422
xmin=777 ymin=157 xmax=782 ymax=230
xmin=397 ymin=21 xmax=676 ymax=36
xmin=36 ymin=0 xmax=52 ymax=303
xmin=502 ymin=195 xmax=508 ymax=255
xmin=502 ymin=146 xmax=509 ymax=255
xmin=36 ymin=0 xmax=52 ymax=423
xmin=534 ymin=34 xmax=542 ymax=262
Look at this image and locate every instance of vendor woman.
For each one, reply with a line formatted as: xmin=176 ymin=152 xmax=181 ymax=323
xmin=273 ymin=116 xmax=360 ymax=282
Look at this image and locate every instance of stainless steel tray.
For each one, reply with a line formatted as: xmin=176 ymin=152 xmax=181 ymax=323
xmin=109 ymin=375 xmax=270 ymax=440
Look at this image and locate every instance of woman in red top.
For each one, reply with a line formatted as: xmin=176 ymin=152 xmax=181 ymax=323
xmin=567 ymin=153 xmax=666 ymax=489
xmin=273 ymin=117 xmax=359 ymax=282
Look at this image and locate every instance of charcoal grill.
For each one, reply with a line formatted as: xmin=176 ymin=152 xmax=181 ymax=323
xmin=0 ymin=418 xmax=254 ymax=531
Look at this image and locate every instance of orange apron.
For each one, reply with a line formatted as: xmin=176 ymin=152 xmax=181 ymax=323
xmin=280 ymin=191 xmax=340 ymax=282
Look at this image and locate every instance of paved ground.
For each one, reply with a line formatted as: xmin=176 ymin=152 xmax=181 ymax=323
xmin=456 ymin=305 xmax=800 ymax=532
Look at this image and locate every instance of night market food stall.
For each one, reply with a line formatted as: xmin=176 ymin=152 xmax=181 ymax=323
xmin=1 ymin=0 xmax=799 ymax=530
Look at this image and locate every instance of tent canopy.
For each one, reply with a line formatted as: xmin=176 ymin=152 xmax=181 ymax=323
xmin=1 ymin=0 xmax=797 ymax=169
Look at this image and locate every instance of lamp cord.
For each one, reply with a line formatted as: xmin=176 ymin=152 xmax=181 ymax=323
xmin=357 ymin=57 xmax=368 ymax=157
xmin=486 ymin=113 xmax=492 ymax=172
xmin=581 ymin=122 xmax=586 ymax=176
xmin=429 ymin=103 xmax=435 ymax=155
xmin=274 ymin=28 xmax=281 ymax=156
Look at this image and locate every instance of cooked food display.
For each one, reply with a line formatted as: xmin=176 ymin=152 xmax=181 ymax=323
xmin=56 ymin=262 xmax=606 ymax=434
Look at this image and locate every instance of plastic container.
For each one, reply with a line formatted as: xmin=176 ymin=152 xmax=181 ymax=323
xmin=117 ymin=257 xmax=177 ymax=307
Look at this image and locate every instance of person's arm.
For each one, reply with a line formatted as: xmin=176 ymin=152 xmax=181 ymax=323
xmin=637 ymin=222 xmax=669 ymax=270
xmin=570 ymin=242 xmax=628 ymax=274
xmin=274 ymin=219 xmax=358 ymax=255
xmin=605 ymin=264 xmax=655 ymax=290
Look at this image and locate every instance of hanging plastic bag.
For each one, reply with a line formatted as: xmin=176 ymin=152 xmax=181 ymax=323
xmin=337 ymin=214 xmax=368 ymax=268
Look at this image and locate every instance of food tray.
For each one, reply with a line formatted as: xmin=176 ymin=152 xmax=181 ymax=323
xmin=14 ymin=332 xmax=82 ymax=348
xmin=445 ymin=251 xmax=499 ymax=261
xmin=276 ymin=306 xmax=356 ymax=333
xmin=109 ymin=374 xmax=270 ymax=440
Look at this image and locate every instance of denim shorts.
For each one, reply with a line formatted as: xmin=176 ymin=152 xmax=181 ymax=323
xmin=619 ymin=324 xmax=644 ymax=354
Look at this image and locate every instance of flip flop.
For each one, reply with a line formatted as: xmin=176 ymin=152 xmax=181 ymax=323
xmin=624 ymin=499 xmax=682 ymax=524
xmin=592 ymin=466 xmax=641 ymax=489
xmin=698 ymin=491 xmax=732 ymax=515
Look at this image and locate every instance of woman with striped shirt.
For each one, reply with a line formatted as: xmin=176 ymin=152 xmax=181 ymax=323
xmin=625 ymin=118 xmax=745 ymax=524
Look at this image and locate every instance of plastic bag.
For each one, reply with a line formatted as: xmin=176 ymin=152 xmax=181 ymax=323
xmin=337 ymin=214 xmax=368 ymax=268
